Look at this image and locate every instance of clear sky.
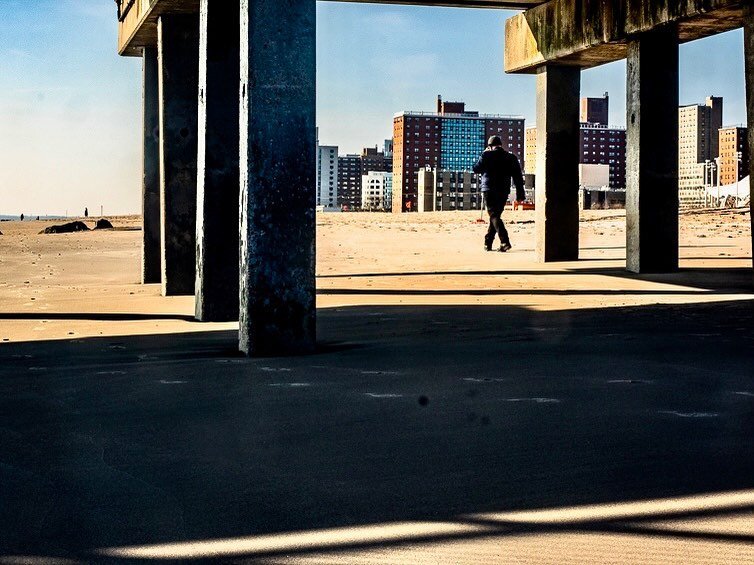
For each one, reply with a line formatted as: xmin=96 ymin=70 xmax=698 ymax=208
xmin=0 ymin=0 xmax=747 ymax=215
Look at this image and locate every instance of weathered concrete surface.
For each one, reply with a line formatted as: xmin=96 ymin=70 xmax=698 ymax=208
xmin=505 ymin=0 xmax=744 ymax=73
xmin=157 ymin=14 xmax=199 ymax=297
xmin=626 ymin=26 xmax=679 ymax=274
xmin=141 ymin=46 xmax=161 ymax=285
xmin=535 ymin=65 xmax=580 ymax=262
xmin=194 ymin=0 xmax=240 ymax=322
xmin=118 ymin=0 xmax=545 ymax=56
xmin=745 ymin=4 xmax=754 ymax=274
xmin=238 ymin=0 xmax=317 ymax=356
xmin=1 ymin=300 xmax=754 ymax=560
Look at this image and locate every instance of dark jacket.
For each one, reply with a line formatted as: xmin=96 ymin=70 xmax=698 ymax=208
xmin=473 ymin=147 xmax=525 ymax=201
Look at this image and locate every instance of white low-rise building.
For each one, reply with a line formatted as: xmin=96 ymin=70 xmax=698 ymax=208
xmin=361 ymin=171 xmax=393 ymax=211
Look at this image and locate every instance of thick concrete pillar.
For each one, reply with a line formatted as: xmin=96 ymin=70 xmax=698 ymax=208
xmin=195 ymin=0 xmax=240 ymax=321
xmin=157 ymin=14 xmax=200 ymax=296
xmin=626 ymin=26 xmax=679 ymax=274
xmin=535 ymin=65 xmax=581 ymax=262
xmin=239 ymin=0 xmax=316 ymax=356
xmin=744 ymin=5 xmax=754 ymax=277
xmin=142 ymin=47 xmax=161 ymax=284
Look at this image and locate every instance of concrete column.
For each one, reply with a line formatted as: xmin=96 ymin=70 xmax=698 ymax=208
xmin=535 ymin=65 xmax=581 ymax=262
xmin=157 ymin=14 xmax=200 ymax=296
xmin=195 ymin=0 xmax=240 ymax=321
xmin=626 ymin=25 xmax=679 ymax=274
xmin=239 ymin=0 xmax=316 ymax=356
xmin=142 ymin=47 xmax=161 ymax=284
xmin=744 ymin=5 xmax=754 ymax=277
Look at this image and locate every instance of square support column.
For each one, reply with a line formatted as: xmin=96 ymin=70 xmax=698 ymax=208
xmin=195 ymin=0 xmax=240 ymax=321
xmin=142 ymin=46 xmax=161 ymax=284
xmin=535 ymin=65 xmax=581 ymax=262
xmin=626 ymin=25 xmax=679 ymax=274
xmin=157 ymin=14 xmax=200 ymax=296
xmin=239 ymin=0 xmax=316 ymax=356
xmin=744 ymin=5 xmax=754 ymax=278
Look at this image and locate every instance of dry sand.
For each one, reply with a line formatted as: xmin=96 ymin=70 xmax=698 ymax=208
xmin=0 ymin=209 xmax=751 ymax=343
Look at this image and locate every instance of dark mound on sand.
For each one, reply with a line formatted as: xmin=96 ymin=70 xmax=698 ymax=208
xmin=40 ymin=221 xmax=90 ymax=235
xmin=94 ymin=219 xmax=114 ymax=230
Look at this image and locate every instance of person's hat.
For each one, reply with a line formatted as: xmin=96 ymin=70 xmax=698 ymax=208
xmin=487 ymin=135 xmax=503 ymax=147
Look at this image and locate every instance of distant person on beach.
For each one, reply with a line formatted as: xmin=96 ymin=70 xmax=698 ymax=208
xmin=473 ymin=135 xmax=525 ymax=252
xmin=84 ymin=207 xmax=88 ymax=218
xmin=20 ymin=213 xmax=24 ymax=222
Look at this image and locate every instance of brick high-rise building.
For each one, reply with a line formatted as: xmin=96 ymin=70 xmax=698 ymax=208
xmin=392 ymin=97 xmax=524 ymax=213
xmin=580 ymin=92 xmax=609 ymax=126
xmin=679 ymin=96 xmax=723 ymax=207
xmin=718 ymin=126 xmax=748 ymax=186
xmin=580 ymin=124 xmax=627 ymax=189
xmin=524 ymin=126 xmax=537 ymax=175
xmin=337 ymin=154 xmax=361 ymax=211
xmin=526 ymin=118 xmax=627 ymax=190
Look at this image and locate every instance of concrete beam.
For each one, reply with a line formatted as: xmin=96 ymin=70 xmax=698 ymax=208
xmin=141 ymin=46 xmax=161 ymax=285
xmin=626 ymin=25 xmax=679 ymax=274
xmin=505 ymin=0 xmax=744 ymax=74
xmin=195 ymin=0 xmax=240 ymax=322
xmin=118 ymin=0 xmax=541 ymax=57
xmin=535 ymin=65 xmax=580 ymax=262
xmin=239 ymin=0 xmax=317 ymax=356
xmin=744 ymin=4 xmax=754 ymax=276
xmin=158 ymin=14 xmax=200 ymax=296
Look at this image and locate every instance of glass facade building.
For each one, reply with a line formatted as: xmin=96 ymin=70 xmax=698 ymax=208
xmin=440 ymin=118 xmax=485 ymax=171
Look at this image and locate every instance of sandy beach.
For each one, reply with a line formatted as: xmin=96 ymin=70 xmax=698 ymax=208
xmin=1 ymin=209 xmax=754 ymax=563
xmin=0 ymin=209 xmax=751 ymax=343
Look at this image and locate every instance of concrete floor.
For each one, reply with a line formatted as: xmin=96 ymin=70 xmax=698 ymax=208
xmin=1 ymin=294 xmax=754 ymax=562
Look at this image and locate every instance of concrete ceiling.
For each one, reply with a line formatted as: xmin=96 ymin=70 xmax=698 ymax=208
xmin=328 ymin=0 xmax=545 ymax=7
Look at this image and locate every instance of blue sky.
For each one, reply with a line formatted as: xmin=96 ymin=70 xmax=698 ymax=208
xmin=0 ymin=1 xmax=748 ymax=215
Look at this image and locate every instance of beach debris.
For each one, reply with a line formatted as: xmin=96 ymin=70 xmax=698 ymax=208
xmin=94 ymin=219 xmax=114 ymax=230
xmin=40 ymin=221 xmax=90 ymax=234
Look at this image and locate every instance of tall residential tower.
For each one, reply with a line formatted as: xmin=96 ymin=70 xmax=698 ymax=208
xmin=392 ymin=96 xmax=524 ymax=212
xmin=678 ymin=96 xmax=723 ymax=207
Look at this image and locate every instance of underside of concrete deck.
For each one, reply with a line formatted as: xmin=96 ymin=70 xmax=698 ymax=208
xmin=117 ymin=0 xmax=542 ymax=56
xmin=504 ymin=0 xmax=745 ymax=73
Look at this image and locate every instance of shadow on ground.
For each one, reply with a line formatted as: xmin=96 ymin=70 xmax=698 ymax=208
xmin=320 ymin=266 xmax=754 ymax=294
xmin=1 ymin=298 xmax=753 ymax=561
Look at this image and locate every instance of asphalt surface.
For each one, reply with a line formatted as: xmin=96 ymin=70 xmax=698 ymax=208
xmin=1 ymin=299 xmax=754 ymax=562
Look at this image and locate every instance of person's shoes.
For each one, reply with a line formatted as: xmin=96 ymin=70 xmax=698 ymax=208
xmin=499 ymin=243 xmax=512 ymax=253
xmin=484 ymin=240 xmax=493 ymax=252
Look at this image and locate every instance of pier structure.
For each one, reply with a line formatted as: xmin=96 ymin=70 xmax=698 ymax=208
xmin=116 ymin=0 xmax=754 ymax=355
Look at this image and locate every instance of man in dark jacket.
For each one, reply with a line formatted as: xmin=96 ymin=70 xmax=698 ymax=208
xmin=473 ymin=135 xmax=525 ymax=252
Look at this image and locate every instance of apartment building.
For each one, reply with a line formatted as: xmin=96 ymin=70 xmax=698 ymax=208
xmin=678 ymin=96 xmax=723 ymax=208
xmin=392 ymin=96 xmax=524 ymax=213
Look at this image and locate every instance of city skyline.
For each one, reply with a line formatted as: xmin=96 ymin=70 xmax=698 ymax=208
xmin=0 ymin=1 xmax=749 ymax=214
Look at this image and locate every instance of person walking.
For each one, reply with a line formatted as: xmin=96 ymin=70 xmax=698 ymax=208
xmin=473 ymin=135 xmax=525 ymax=252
